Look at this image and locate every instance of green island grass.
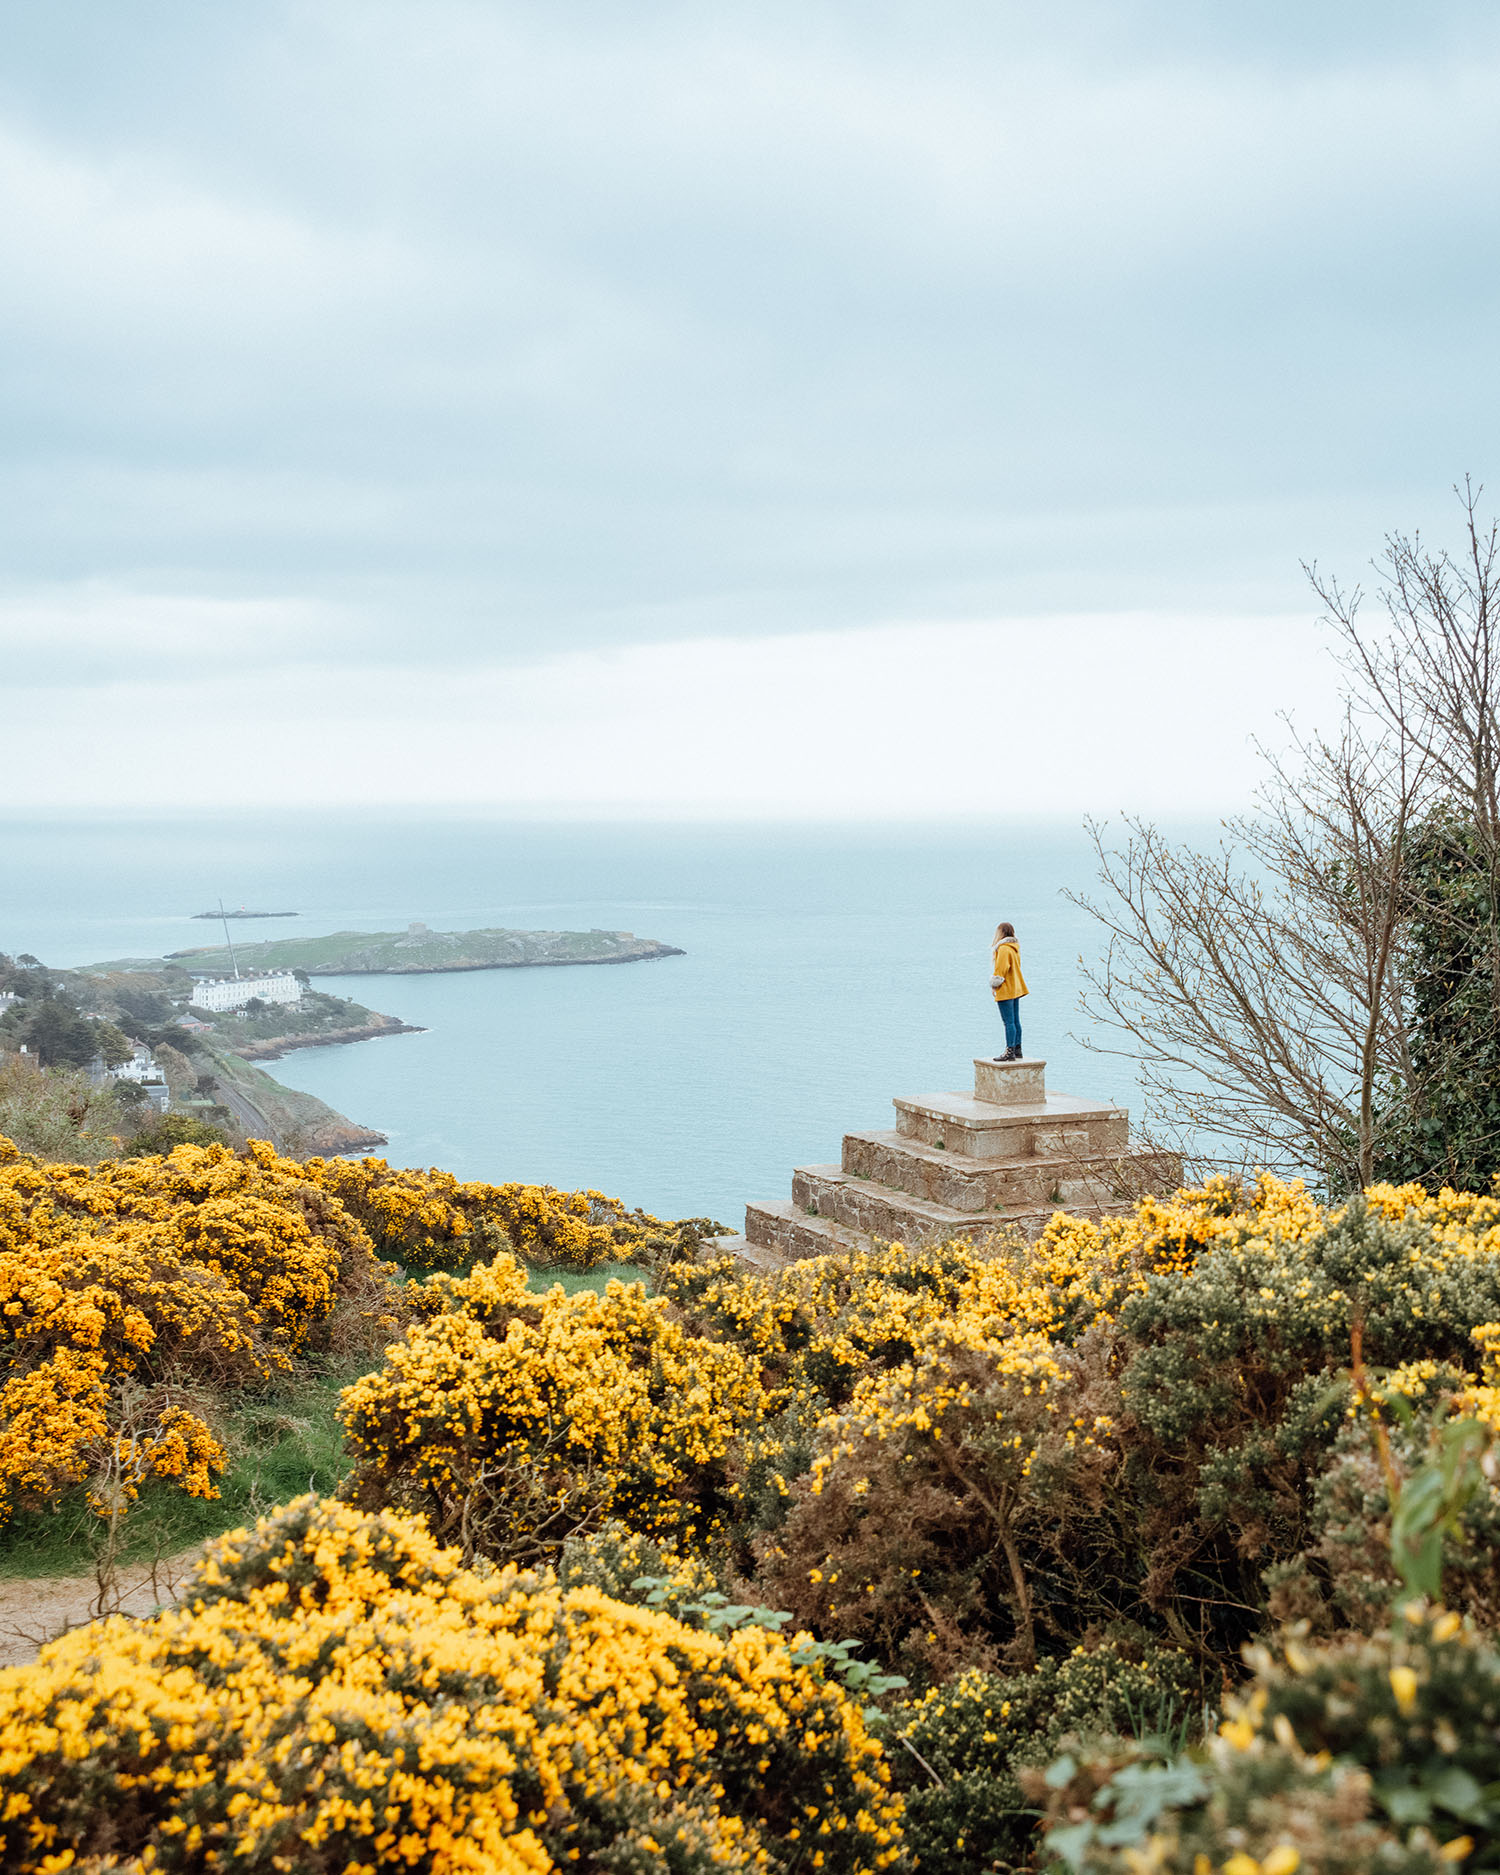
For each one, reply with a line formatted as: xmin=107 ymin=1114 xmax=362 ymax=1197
xmin=0 ymin=1263 xmax=651 ymax=1580
xmin=524 ymin=1259 xmax=650 ymax=1297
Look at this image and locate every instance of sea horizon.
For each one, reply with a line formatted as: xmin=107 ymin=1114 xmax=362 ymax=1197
xmin=1 ymin=811 xmax=1190 ymax=1224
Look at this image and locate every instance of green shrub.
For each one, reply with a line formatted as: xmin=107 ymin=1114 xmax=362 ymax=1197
xmin=892 ymin=1641 xmax=1199 ymax=1875
xmin=1036 ymin=1610 xmax=1499 ymax=1875
xmin=554 ymin=1518 xmax=723 ymax=1611
xmin=121 ymin=1112 xmax=231 ymax=1156
xmin=0 ymin=1056 xmax=125 ymax=1163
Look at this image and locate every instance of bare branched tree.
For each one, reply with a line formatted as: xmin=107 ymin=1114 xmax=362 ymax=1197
xmin=1314 ymin=478 xmax=1500 ymax=839
xmin=1069 ymin=708 xmax=1424 ymax=1191
xmin=1314 ymin=481 xmax=1500 ymax=1145
xmin=1072 ymin=482 xmax=1500 ymax=1194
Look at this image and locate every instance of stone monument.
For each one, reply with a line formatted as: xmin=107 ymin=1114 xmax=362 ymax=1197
xmin=721 ymin=1055 xmax=1179 ymax=1269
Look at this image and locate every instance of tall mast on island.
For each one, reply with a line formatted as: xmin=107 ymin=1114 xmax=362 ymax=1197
xmin=217 ymin=898 xmax=241 ymax=980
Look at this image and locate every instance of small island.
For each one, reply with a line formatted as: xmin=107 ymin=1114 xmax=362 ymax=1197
xmin=191 ymin=908 xmax=298 ymax=920
xmin=89 ymin=922 xmax=685 ymax=978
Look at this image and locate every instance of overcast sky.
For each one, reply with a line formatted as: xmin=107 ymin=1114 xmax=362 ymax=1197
xmin=3 ymin=1 xmax=1497 ymax=815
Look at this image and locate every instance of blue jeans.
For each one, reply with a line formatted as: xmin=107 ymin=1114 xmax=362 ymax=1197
xmin=996 ymin=998 xmax=1022 ymax=1052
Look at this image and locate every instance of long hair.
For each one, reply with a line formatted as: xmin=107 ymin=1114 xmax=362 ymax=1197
xmin=993 ymin=921 xmax=1016 ymax=946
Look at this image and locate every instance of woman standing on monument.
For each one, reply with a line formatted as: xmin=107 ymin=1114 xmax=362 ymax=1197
xmin=990 ymin=922 xmax=1028 ymax=1061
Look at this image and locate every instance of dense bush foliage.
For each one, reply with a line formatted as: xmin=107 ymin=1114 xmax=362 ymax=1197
xmin=120 ymin=1111 xmax=232 ymax=1156
xmin=890 ymin=1641 xmax=1199 ymax=1875
xmin=318 ymin=1171 xmax=1500 ymax=1868
xmin=677 ymin=1179 xmax=1500 ymax=1688
xmin=308 ymin=1151 xmax=727 ymax=1272
xmin=0 ymin=1134 xmax=726 ymax=1557
xmin=1377 ymin=810 xmax=1500 ymax=1193
xmin=15 ymin=1138 xmax=1500 ymax=1870
xmin=1035 ymin=1604 xmax=1500 ymax=1875
xmin=0 ymin=1134 xmax=402 ymax=1529
xmin=0 ymin=1494 xmax=903 ymax=1875
xmin=341 ymin=1261 xmax=763 ymax=1563
xmin=0 ymin=1054 xmax=126 ymax=1164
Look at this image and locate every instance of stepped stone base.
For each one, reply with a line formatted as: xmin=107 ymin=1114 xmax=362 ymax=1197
xmin=732 ymin=1056 xmax=1179 ymax=1270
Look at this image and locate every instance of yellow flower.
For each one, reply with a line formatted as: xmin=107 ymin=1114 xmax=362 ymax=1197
xmin=1389 ymin=1666 xmax=1420 ymax=1715
xmin=0 ymin=1496 xmax=905 ymax=1871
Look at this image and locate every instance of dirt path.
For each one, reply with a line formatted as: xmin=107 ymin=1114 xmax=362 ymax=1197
xmin=0 ymin=1547 xmax=202 ymax=1667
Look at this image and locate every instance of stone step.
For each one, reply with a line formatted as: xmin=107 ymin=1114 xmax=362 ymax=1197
xmin=744 ymin=1199 xmax=872 ymax=1262
xmin=791 ymin=1162 xmax=1102 ymax=1245
xmin=792 ymin=1164 xmax=994 ymax=1243
xmin=716 ymin=1234 xmax=785 ymax=1273
xmin=893 ymin=1090 xmax=1129 ymax=1161
xmin=841 ymin=1128 xmax=1163 ymax=1214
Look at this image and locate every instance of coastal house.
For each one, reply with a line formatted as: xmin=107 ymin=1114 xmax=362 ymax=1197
xmin=108 ymin=1043 xmax=164 ymax=1085
xmin=86 ymin=1042 xmax=170 ymax=1112
xmin=190 ymin=972 xmax=301 ymax=1013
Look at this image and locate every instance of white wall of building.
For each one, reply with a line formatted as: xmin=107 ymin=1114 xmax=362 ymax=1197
xmin=190 ymin=973 xmax=302 ymax=1013
xmin=110 ymin=1043 xmax=160 ymax=1083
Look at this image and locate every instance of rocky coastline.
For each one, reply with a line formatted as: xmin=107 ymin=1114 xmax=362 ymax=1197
xmin=231 ymin=1015 xmax=426 ymax=1062
xmin=199 ymin=1037 xmax=391 ymax=1157
xmin=297 ymin=1118 xmax=388 ymax=1154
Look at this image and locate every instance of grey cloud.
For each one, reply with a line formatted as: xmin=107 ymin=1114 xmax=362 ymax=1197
xmin=1 ymin=0 xmax=1498 ymax=683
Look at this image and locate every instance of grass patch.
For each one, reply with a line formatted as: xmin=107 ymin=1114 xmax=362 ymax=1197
xmin=0 ymin=1269 xmax=650 ymax=1580
xmin=0 ymin=1358 xmax=370 ymax=1581
xmin=524 ymin=1259 xmax=651 ymax=1297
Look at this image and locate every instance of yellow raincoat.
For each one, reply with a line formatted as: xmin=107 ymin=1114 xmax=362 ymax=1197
xmin=991 ymin=940 xmax=1028 ymax=1002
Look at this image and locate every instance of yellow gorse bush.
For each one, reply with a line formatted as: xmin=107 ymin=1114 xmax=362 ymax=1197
xmin=341 ymin=1260 xmax=765 ymax=1562
xmin=812 ymin=1327 xmax=1071 ymax=1492
xmin=304 ymin=1153 xmax=517 ymax=1270
xmin=740 ymin=1172 xmax=1496 ymax=1676
xmin=0 ymin=1136 xmax=379 ymax=1349
xmin=0 ymin=1347 xmax=112 ymax=1520
xmin=0 ymin=1133 xmax=398 ymax=1528
xmin=667 ymin=1175 xmax=1318 ymax=1416
xmin=306 ymin=1153 xmax=719 ymax=1273
xmin=0 ymin=1495 xmax=904 ymax=1875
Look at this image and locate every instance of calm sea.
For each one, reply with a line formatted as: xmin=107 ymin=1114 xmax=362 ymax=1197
xmin=0 ymin=815 xmax=1159 ymax=1226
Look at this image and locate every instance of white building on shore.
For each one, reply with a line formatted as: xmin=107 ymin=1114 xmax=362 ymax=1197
xmin=190 ymin=972 xmax=302 ymax=1014
xmin=109 ymin=1042 xmax=162 ymax=1084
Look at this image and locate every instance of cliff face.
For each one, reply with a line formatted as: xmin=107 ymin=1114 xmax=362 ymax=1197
xmin=201 ymin=1040 xmax=387 ymax=1155
xmin=229 ymin=1014 xmax=421 ymax=1061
